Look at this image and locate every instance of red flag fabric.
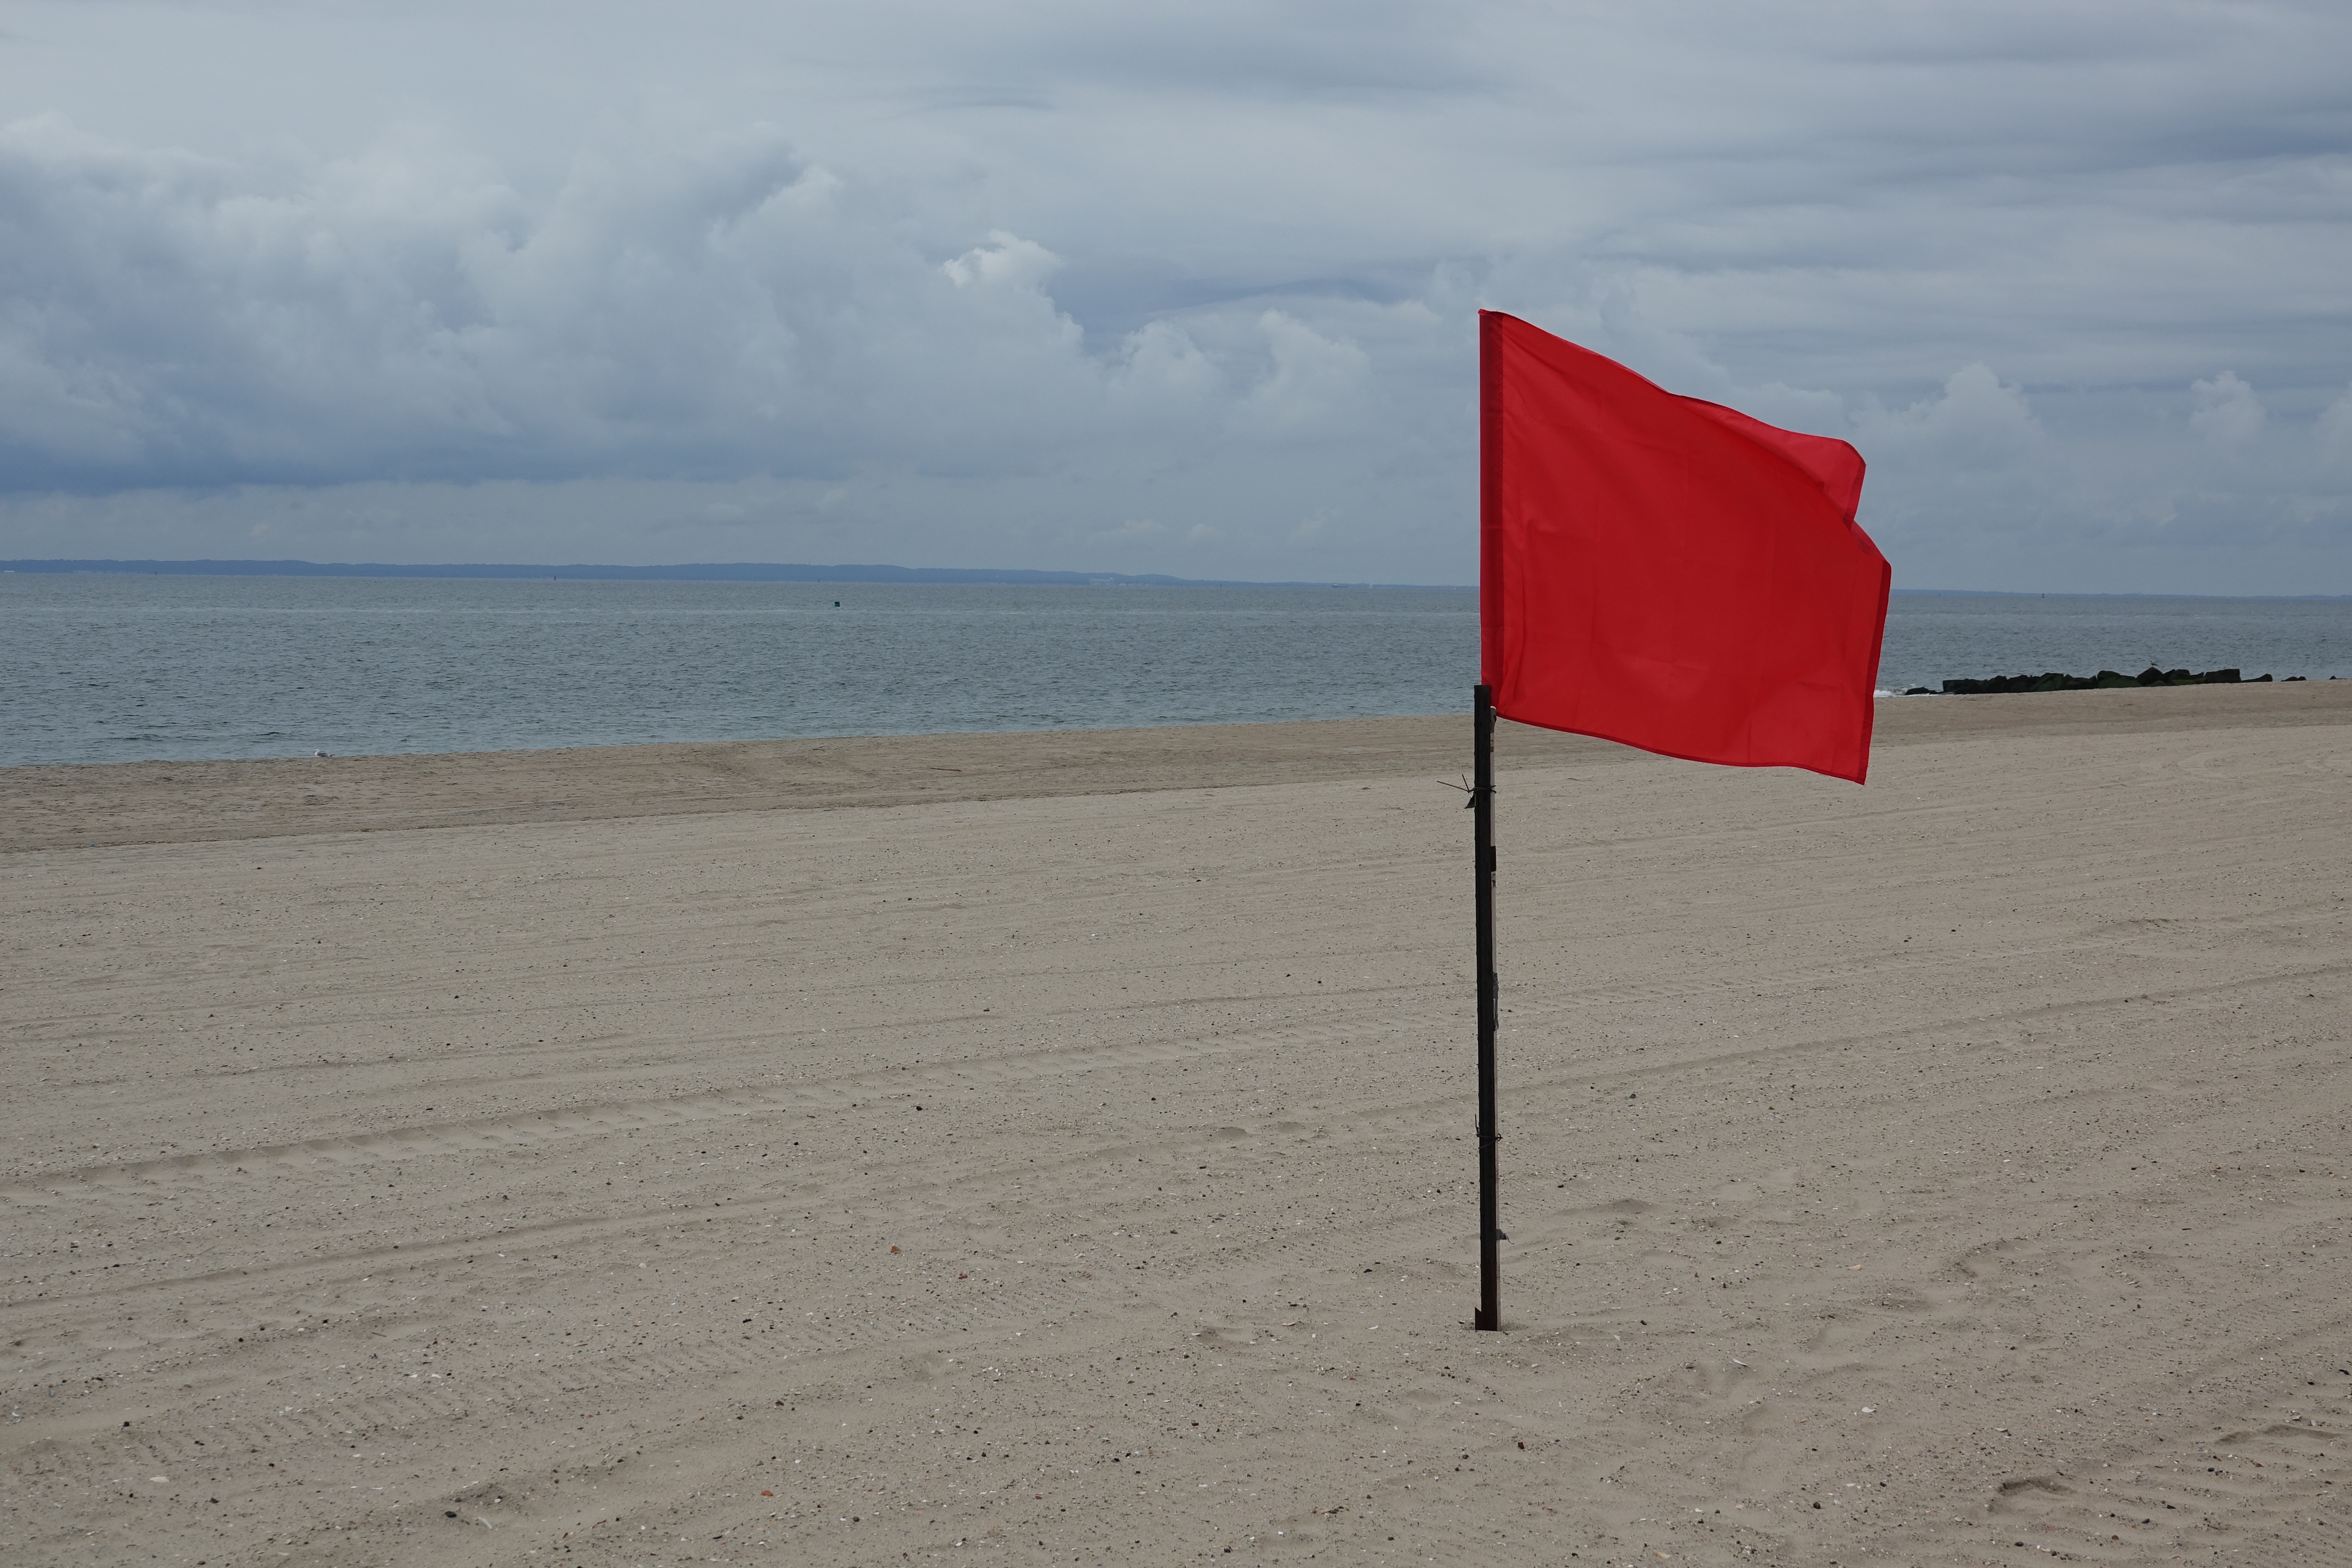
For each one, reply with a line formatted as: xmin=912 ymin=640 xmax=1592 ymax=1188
xmin=1479 ymin=310 xmax=1891 ymax=784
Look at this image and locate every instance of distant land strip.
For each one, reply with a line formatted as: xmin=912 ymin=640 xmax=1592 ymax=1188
xmin=0 ymin=557 xmax=1453 ymax=589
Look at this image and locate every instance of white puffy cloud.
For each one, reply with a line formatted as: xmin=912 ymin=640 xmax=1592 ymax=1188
xmin=0 ymin=114 xmax=1130 ymax=488
xmin=2321 ymin=386 xmax=2352 ymax=462
xmin=1235 ymin=311 xmax=1370 ymax=438
xmin=1108 ymin=321 xmax=1222 ymax=418
xmin=1854 ymin=365 xmax=2043 ymax=466
xmin=2189 ymin=371 xmax=2266 ymax=450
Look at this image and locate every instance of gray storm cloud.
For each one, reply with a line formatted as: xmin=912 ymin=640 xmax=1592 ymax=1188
xmin=0 ymin=114 xmax=1381 ymax=484
xmin=0 ymin=118 xmax=1115 ymax=486
xmin=0 ymin=0 xmax=2346 ymax=589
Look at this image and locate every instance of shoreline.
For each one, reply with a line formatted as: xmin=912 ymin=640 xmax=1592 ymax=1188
xmin=5 ymin=680 xmax=2349 ymax=853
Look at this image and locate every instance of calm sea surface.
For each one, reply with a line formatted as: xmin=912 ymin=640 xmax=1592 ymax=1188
xmin=3 ymin=573 xmax=2347 ymax=767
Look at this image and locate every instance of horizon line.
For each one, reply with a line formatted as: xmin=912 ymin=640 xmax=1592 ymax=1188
xmin=2 ymin=558 xmax=2346 ymax=600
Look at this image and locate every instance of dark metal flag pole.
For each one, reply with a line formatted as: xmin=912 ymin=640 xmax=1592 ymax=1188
xmin=1472 ymin=683 xmax=1501 ymax=1330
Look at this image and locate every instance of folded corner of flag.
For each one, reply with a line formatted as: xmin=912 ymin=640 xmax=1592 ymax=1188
xmin=1478 ymin=310 xmax=1891 ymax=784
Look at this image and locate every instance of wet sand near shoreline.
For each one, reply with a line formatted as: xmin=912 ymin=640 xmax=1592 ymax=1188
xmin=4 ymin=682 xmax=2348 ymax=1566
xmin=7 ymin=681 xmax=2349 ymax=855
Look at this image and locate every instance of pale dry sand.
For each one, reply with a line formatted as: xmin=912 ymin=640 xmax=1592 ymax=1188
xmin=4 ymin=684 xmax=2349 ymax=1568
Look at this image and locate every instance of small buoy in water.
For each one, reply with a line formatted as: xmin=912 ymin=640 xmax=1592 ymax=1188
xmin=834 ymin=600 xmax=842 ymax=607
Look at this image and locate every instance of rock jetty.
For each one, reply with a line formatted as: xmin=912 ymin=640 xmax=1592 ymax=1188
xmin=1929 ymin=665 xmax=2271 ymax=695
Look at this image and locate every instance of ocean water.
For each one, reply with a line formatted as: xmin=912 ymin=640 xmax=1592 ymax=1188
xmin=3 ymin=573 xmax=2347 ymax=767
xmin=1877 ymin=592 xmax=2352 ymax=695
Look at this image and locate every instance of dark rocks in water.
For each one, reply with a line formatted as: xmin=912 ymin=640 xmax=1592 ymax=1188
xmin=1941 ymin=671 xmax=2093 ymax=694
xmin=1941 ymin=665 xmax=2254 ymax=694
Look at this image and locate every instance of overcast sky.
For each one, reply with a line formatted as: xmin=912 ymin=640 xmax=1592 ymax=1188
xmin=2 ymin=0 xmax=2347 ymax=591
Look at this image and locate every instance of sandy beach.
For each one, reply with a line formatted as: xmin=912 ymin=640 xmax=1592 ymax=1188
xmin=5 ymin=683 xmax=2348 ymax=1567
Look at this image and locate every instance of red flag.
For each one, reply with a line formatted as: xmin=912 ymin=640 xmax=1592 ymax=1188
xmin=1479 ymin=310 xmax=1891 ymax=784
